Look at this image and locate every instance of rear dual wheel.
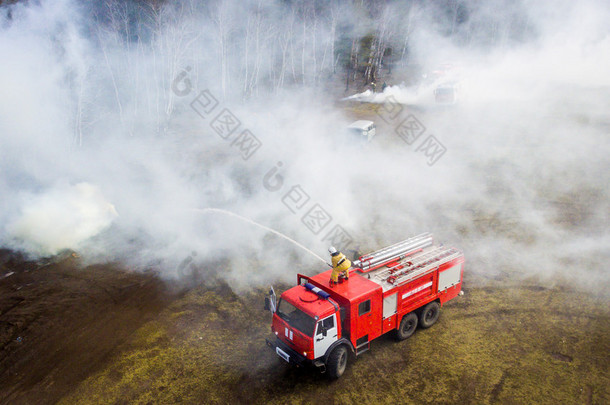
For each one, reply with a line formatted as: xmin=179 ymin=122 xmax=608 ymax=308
xmin=396 ymin=312 xmax=418 ymax=341
xmin=419 ymin=301 xmax=440 ymax=329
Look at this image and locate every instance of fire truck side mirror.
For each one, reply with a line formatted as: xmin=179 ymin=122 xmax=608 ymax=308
xmin=265 ymin=287 xmax=277 ymax=313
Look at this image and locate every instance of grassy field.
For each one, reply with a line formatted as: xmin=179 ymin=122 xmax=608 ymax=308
xmin=59 ymin=273 xmax=609 ymax=405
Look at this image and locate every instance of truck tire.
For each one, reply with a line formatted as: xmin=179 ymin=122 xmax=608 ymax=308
xmin=396 ymin=312 xmax=418 ymax=341
xmin=419 ymin=301 xmax=440 ymax=329
xmin=327 ymin=345 xmax=348 ymax=379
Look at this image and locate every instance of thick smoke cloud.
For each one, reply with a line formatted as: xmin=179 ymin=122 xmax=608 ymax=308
xmin=6 ymin=182 xmax=118 ymax=255
xmin=0 ymin=0 xmax=608 ymax=293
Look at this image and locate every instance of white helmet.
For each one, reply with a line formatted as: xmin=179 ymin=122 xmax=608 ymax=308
xmin=328 ymin=246 xmax=338 ymax=255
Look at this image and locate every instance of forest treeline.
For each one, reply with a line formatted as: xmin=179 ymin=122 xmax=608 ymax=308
xmin=80 ymin=0 xmax=533 ymax=97
xmin=1 ymin=0 xmax=536 ymax=139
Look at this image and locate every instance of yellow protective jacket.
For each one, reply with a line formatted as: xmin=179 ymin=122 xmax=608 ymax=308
xmin=330 ymin=252 xmax=351 ymax=282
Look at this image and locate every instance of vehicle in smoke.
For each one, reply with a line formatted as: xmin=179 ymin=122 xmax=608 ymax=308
xmin=434 ymin=81 xmax=461 ymax=104
xmin=418 ymin=63 xmax=464 ymax=105
xmin=346 ymin=120 xmax=376 ymax=143
xmin=264 ymin=233 xmax=465 ymax=379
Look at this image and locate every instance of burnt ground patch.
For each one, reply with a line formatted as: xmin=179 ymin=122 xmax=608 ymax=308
xmin=0 ymin=251 xmax=173 ymax=405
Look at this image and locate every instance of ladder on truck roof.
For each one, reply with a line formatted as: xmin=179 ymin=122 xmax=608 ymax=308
xmin=372 ymin=246 xmax=462 ymax=286
xmin=353 ymin=233 xmax=434 ymax=272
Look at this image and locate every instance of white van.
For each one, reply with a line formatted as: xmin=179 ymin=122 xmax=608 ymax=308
xmin=434 ymin=82 xmax=459 ymax=104
xmin=347 ymin=120 xmax=376 ymax=143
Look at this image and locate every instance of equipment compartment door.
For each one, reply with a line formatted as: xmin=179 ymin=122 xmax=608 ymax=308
xmin=382 ymin=293 xmax=398 ymax=333
xmin=383 ymin=294 xmax=397 ymax=319
xmin=438 ymin=264 xmax=463 ymax=292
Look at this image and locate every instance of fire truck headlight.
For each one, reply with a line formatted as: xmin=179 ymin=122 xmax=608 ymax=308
xmin=303 ymin=351 xmax=307 ymax=356
xmin=274 ymin=331 xmax=278 ymax=336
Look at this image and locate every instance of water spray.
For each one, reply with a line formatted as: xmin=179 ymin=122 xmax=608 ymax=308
xmin=193 ymin=208 xmax=331 ymax=267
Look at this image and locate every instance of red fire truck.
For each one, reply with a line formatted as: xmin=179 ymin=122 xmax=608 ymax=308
xmin=264 ymin=233 xmax=465 ymax=379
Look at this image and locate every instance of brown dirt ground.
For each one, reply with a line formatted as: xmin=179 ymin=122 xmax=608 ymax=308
xmin=0 ymin=250 xmax=173 ymax=405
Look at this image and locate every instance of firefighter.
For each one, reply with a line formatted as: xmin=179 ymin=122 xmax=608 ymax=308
xmin=329 ymin=246 xmax=351 ymax=285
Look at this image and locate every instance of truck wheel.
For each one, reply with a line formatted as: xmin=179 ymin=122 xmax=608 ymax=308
xmin=419 ymin=301 xmax=440 ymax=329
xmin=396 ymin=312 xmax=418 ymax=341
xmin=327 ymin=345 xmax=348 ymax=379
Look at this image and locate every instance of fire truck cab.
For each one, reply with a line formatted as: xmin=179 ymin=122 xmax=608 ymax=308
xmin=265 ymin=233 xmax=464 ymax=379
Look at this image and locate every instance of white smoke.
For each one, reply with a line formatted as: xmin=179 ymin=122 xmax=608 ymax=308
xmin=6 ymin=183 xmax=118 ymax=255
xmin=0 ymin=0 xmax=608 ymax=293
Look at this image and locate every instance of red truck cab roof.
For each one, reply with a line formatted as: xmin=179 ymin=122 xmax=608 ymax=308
xmin=281 ymin=284 xmax=337 ymax=319
xmin=308 ymin=268 xmax=381 ymax=304
xmin=281 ymin=268 xmax=380 ymax=319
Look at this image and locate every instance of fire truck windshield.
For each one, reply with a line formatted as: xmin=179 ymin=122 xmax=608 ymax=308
xmin=276 ymin=298 xmax=316 ymax=336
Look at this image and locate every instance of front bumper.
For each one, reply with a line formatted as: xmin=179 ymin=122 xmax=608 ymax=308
xmin=265 ymin=337 xmax=309 ymax=367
